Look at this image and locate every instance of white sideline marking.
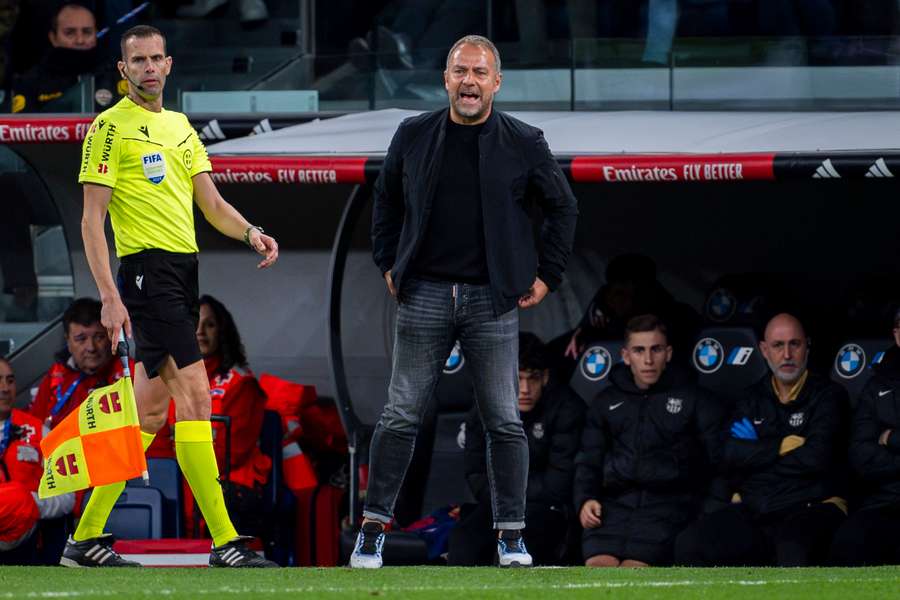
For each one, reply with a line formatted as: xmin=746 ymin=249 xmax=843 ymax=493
xmin=4 ymin=577 xmax=899 ymax=597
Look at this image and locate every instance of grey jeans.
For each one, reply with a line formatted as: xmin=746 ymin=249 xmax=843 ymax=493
xmin=363 ymin=278 xmax=528 ymax=530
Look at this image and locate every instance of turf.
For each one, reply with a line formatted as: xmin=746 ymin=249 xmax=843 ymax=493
xmin=1 ymin=566 xmax=899 ymax=599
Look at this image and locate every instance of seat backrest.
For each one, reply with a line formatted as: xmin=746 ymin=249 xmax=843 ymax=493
xmin=831 ymin=338 xmax=893 ymax=404
xmin=97 ymin=487 xmax=164 ymax=540
xmin=420 ymin=411 xmax=475 ymax=515
xmin=433 ymin=341 xmax=475 ymax=413
xmin=569 ymin=341 xmax=624 ymax=403
xmin=692 ymin=327 xmax=768 ymax=402
xmin=127 ymin=457 xmax=181 ymax=537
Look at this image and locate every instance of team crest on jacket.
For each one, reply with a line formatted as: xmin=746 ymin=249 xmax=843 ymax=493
xmin=666 ymin=397 xmax=683 ymax=414
xmin=532 ymin=422 xmax=545 ymax=440
xmin=457 ymin=422 xmax=466 ymax=449
xmin=789 ymin=412 xmax=805 ymax=427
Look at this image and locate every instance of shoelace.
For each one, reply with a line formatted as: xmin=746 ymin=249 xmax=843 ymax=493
xmin=501 ymin=537 xmax=526 ymax=554
xmin=359 ymin=530 xmax=383 ymax=555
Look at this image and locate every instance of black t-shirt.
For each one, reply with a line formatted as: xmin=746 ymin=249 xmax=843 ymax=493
xmin=409 ymin=118 xmax=489 ymax=284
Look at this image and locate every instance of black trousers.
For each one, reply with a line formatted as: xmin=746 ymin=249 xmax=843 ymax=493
xmin=829 ymin=502 xmax=900 ymax=566
xmin=674 ymin=502 xmax=845 ymax=567
xmin=447 ymin=500 xmax=568 ymax=566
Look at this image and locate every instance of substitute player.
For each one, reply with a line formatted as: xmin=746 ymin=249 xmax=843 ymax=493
xmin=65 ymin=24 xmax=278 ymax=568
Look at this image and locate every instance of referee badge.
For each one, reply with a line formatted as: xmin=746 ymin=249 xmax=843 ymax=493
xmin=141 ymin=152 xmax=166 ymax=184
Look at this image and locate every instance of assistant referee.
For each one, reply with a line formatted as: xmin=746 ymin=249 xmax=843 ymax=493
xmin=64 ymin=25 xmax=278 ymax=568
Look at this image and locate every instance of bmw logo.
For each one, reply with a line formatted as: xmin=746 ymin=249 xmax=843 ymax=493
xmin=444 ymin=341 xmax=465 ymax=374
xmin=693 ymin=338 xmax=724 ymax=374
xmin=581 ymin=346 xmax=612 ymax=381
xmin=834 ymin=344 xmax=866 ymax=379
xmin=705 ymin=288 xmax=737 ymax=323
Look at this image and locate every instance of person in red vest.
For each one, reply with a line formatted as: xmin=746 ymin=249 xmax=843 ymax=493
xmin=0 ymin=358 xmax=74 ymax=564
xmin=28 ymin=298 xmax=132 ymax=429
xmin=148 ymin=295 xmax=271 ymax=538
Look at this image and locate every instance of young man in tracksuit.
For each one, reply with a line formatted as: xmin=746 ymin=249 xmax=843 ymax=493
xmin=675 ymin=313 xmax=850 ymax=567
xmin=449 ymin=332 xmax=584 ymax=566
xmin=575 ymin=314 xmax=725 ymax=567
xmin=830 ymin=310 xmax=900 ymax=566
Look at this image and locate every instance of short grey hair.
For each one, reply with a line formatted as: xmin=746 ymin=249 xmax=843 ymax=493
xmin=445 ymin=35 xmax=501 ymax=74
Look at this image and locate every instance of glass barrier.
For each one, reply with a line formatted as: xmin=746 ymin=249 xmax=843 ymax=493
xmin=4 ymin=0 xmax=900 ymax=114
xmin=0 ymin=147 xmax=74 ymax=356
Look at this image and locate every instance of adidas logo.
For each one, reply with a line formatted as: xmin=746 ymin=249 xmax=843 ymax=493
xmin=252 ymin=118 xmax=273 ymax=136
xmin=199 ymin=119 xmax=226 ymax=141
xmin=812 ymin=159 xmax=840 ymax=179
xmin=865 ymin=158 xmax=894 ymax=178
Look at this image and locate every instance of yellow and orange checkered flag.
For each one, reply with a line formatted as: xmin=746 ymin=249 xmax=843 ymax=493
xmin=38 ymin=331 xmax=148 ymax=498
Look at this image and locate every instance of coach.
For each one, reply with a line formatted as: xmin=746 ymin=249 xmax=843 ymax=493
xmin=353 ymin=34 xmax=578 ymax=569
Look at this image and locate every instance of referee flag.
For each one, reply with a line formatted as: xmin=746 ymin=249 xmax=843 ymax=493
xmin=38 ymin=370 xmax=147 ymax=499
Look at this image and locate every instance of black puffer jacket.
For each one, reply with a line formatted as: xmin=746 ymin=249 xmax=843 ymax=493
xmin=464 ymin=383 xmax=585 ymax=509
xmin=574 ymin=364 xmax=725 ymax=510
xmin=849 ymin=345 xmax=900 ymax=510
xmin=722 ymin=373 xmax=850 ymax=515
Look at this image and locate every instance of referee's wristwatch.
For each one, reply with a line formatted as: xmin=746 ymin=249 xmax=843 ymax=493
xmin=243 ymin=225 xmax=264 ymax=247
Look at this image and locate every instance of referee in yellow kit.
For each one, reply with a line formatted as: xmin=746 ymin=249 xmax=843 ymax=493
xmin=65 ymin=25 xmax=278 ymax=568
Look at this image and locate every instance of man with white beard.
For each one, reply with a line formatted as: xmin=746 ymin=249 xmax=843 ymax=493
xmin=675 ymin=313 xmax=850 ymax=567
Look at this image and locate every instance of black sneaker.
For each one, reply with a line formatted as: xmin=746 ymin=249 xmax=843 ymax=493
xmin=210 ymin=536 xmax=278 ymax=567
xmin=60 ymin=534 xmax=141 ymax=567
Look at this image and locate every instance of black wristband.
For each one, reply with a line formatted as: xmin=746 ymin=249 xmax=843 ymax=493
xmin=243 ymin=225 xmax=263 ymax=247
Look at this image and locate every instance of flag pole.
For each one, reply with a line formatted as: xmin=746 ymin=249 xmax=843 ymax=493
xmin=117 ymin=329 xmax=148 ymax=486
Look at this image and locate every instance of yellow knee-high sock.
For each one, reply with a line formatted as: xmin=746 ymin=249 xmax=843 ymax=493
xmin=175 ymin=421 xmax=237 ymax=547
xmin=73 ymin=430 xmax=156 ymax=541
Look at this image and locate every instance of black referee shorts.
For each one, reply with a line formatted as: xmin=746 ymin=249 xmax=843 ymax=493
xmin=117 ymin=249 xmax=201 ymax=379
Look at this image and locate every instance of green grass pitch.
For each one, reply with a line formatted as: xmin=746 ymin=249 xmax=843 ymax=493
xmin=2 ymin=566 xmax=900 ymax=599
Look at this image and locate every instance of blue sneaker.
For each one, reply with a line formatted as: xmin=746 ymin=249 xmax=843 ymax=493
xmin=349 ymin=521 xmax=385 ymax=568
xmin=497 ymin=530 xmax=533 ymax=567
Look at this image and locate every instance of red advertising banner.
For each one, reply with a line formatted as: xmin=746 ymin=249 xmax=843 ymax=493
xmin=570 ymin=154 xmax=776 ymax=183
xmin=209 ymin=156 xmax=368 ymax=185
xmin=0 ymin=117 xmax=93 ymax=143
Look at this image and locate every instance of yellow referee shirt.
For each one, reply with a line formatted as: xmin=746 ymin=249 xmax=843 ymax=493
xmin=78 ymin=96 xmax=212 ymax=257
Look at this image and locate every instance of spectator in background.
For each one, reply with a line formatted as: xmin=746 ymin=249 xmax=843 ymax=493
xmin=830 ymin=308 xmax=900 ymax=566
xmin=348 ymin=0 xmax=485 ymax=71
xmin=0 ymin=358 xmax=74 ymax=565
xmin=675 ymin=313 xmax=849 ymax=566
xmin=28 ymin=298 xmax=131 ymax=429
xmin=177 ymin=0 xmax=269 ymax=26
xmin=0 ymin=0 xmax=19 ymax=110
xmin=575 ymin=315 xmax=723 ymax=567
xmin=448 ymin=332 xmax=584 ymax=566
xmin=148 ymin=295 xmax=271 ymax=540
xmin=553 ymin=254 xmax=700 ymax=379
xmin=11 ymin=3 xmax=121 ymax=113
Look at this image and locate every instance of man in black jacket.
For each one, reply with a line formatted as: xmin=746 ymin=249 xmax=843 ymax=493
xmin=12 ymin=4 xmax=121 ymax=113
xmin=448 ymin=332 xmax=584 ymax=566
xmin=830 ymin=310 xmax=900 ymax=566
xmin=675 ymin=312 xmax=850 ymax=567
xmin=575 ymin=315 xmax=724 ymax=567
xmin=353 ymin=34 xmax=578 ymax=569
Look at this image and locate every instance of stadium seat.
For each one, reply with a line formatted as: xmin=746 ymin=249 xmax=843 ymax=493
xmin=82 ymin=487 xmax=164 ymax=540
xmin=701 ymin=274 xmax=784 ymax=328
xmin=830 ymin=338 xmax=893 ymax=406
xmin=568 ymin=340 xmax=624 ymax=404
xmin=127 ymin=458 xmax=182 ymax=538
xmin=691 ymin=326 xmax=768 ymax=403
xmin=399 ymin=341 xmax=475 ymax=520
